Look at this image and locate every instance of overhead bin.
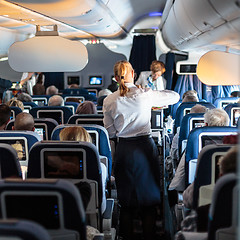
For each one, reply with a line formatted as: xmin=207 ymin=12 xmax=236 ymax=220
xmin=160 ymin=0 xmax=240 ymax=51
xmin=8 ymin=25 xmax=88 ymax=72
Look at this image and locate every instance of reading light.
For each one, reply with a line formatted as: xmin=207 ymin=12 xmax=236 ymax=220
xmin=197 ymin=51 xmax=240 ymax=86
xmin=8 ymin=25 xmax=88 ymax=72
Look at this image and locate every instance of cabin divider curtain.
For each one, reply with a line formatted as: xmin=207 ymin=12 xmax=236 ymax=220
xmin=129 ymin=35 xmax=156 ymax=79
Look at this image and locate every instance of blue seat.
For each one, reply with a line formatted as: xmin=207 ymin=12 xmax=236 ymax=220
xmin=214 ymin=97 xmax=239 ymax=108
xmin=192 ymin=144 xmax=234 ymax=209
xmin=51 ymin=124 xmax=112 ymax=177
xmin=185 ymin=126 xmax=238 ymax=185
xmin=68 ymin=114 xmax=104 ymax=126
xmin=30 ymin=106 xmax=73 ymax=124
xmin=237 ymin=117 xmax=240 ymax=127
xmin=65 ymin=101 xmax=79 ymax=114
xmin=0 ymin=220 xmax=51 ymax=240
xmin=174 ymin=102 xmax=215 ymax=133
xmin=62 ymin=88 xmax=89 ymax=95
xmin=171 ymin=100 xmax=182 ymax=119
xmin=22 ymin=101 xmax=38 ymax=111
xmin=0 ymin=178 xmax=86 ymax=240
xmin=27 ymin=141 xmax=104 ymax=230
xmin=62 ymin=93 xmax=97 ymax=102
xmin=0 ymin=130 xmax=41 ymax=167
xmin=224 ymin=103 xmax=240 ymax=126
xmin=178 ymin=113 xmax=205 ymax=155
xmin=10 ymin=106 xmax=22 ymax=120
xmin=31 ymin=95 xmax=50 ymax=106
xmin=0 ymin=143 xmax=22 ymax=178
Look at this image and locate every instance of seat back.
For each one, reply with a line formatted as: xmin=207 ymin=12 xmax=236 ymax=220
xmin=0 ymin=131 xmax=41 ymax=167
xmin=30 ymin=106 xmax=73 ymax=124
xmin=64 ymin=102 xmax=79 ymax=114
xmin=0 ymin=143 xmax=22 ymax=178
xmin=224 ymin=103 xmax=240 ymax=126
xmin=174 ymin=102 xmax=215 ymax=133
xmin=185 ymin=126 xmax=238 ymax=185
xmin=192 ymin=144 xmax=234 ymax=209
xmin=51 ymin=124 xmax=112 ymax=177
xmin=0 ymin=179 xmax=86 ymax=240
xmin=208 ymin=173 xmax=237 ymax=240
xmin=22 ymin=101 xmax=38 ymax=113
xmin=31 ymin=95 xmax=50 ymax=106
xmin=10 ymin=106 xmax=22 ymax=120
xmin=0 ymin=220 xmax=51 ymax=240
xmin=62 ymin=88 xmax=89 ymax=95
xmin=27 ymin=142 xmax=103 ymax=229
xmin=178 ymin=113 xmax=205 ymax=154
xmin=62 ymin=94 xmax=96 ymax=102
xmin=68 ymin=114 xmax=104 ymax=126
xmin=213 ymin=97 xmax=239 ymax=109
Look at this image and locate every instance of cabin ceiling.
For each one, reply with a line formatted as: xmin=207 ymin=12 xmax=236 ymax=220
xmin=0 ymin=0 xmax=166 ymax=40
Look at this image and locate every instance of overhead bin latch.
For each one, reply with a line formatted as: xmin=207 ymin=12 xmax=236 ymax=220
xmin=35 ymin=25 xmax=59 ymax=36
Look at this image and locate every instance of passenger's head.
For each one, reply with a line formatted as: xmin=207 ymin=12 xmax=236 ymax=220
xmin=46 ymin=85 xmax=58 ymax=95
xmin=17 ymin=92 xmax=33 ymax=102
xmin=0 ymin=104 xmax=11 ymax=130
xmin=59 ymin=126 xmax=92 ymax=142
xmin=48 ymin=95 xmax=64 ymax=106
xmin=33 ymin=84 xmax=45 ymax=95
xmin=182 ymin=95 xmax=199 ymax=103
xmin=182 ymin=90 xmax=198 ymax=99
xmin=230 ymin=91 xmax=240 ymax=97
xmin=13 ymin=112 xmax=35 ymax=131
xmin=204 ymin=108 xmax=230 ymax=126
xmin=190 ymin=104 xmax=207 ymax=114
xmin=150 ymin=60 xmax=166 ymax=80
xmin=68 ymin=84 xmax=79 ymax=89
xmin=107 ymin=82 xmax=119 ymax=92
xmin=114 ymin=60 xmax=134 ymax=97
xmin=76 ymin=101 xmax=97 ymax=114
xmin=6 ymin=98 xmax=24 ymax=111
xmin=98 ymin=89 xmax=112 ymax=98
xmin=218 ymin=146 xmax=238 ymax=176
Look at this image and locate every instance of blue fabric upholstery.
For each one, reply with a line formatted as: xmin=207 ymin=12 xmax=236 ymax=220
xmin=68 ymin=114 xmax=104 ymax=126
xmin=192 ymin=144 xmax=234 ymax=209
xmin=171 ymin=100 xmax=182 ymax=119
xmin=10 ymin=106 xmax=22 ymax=119
xmin=208 ymin=173 xmax=237 ymax=240
xmin=174 ymin=102 xmax=215 ymax=133
xmin=213 ymin=97 xmax=239 ymax=108
xmin=185 ymin=126 xmax=238 ymax=185
xmin=0 ymin=220 xmax=51 ymax=240
xmin=0 ymin=179 xmax=86 ymax=239
xmin=30 ymin=106 xmax=73 ymax=124
xmin=178 ymin=113 xmax=205 ymax=154
xmin=51 ymin=124 xmax=112 ymax=177
xmin=63 ymin=88 xmax=89 ymax=95
xmin=31 ymin=95 xmax=50 ymax=106
xmin=0 ymin=143 xmax=22 ymax=178
xmin=62 ymin=93 xmax=97 ymax=102
xmin=65 ymin=101 xmax=79 ymax=113
xmin=23 ymin=101 xmax=38 ymax=108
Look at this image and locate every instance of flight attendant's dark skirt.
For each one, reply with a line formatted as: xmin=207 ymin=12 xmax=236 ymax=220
xmin=114 ymin=135 xmax=161 ymax=240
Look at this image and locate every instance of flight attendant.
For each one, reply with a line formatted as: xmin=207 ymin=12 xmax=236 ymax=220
xmin=103 ymin=60 xmax=179 ymax=240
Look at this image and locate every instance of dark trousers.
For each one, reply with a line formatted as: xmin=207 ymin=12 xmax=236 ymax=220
xmin=119 ymin=205 xmax=157 ymax=240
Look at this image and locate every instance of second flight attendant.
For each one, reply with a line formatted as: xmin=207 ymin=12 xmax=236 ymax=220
xmin=103 ymin=60 xmax=179 ymax=240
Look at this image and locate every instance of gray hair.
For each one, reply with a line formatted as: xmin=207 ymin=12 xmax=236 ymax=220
xmin=17 ymin=93 xmax=33 ymax=102
xmin=204 ymin=108 xmax=230 ymax=126
xmin=182 ymin=95 xmax=199 ymax=103
xmin=46 ymin=85 xmax=59 ymax=95
xmin=190 ymin=104 xmax=207 ymax=114
xmin=48 ymin=95 xmax=64 ymax=106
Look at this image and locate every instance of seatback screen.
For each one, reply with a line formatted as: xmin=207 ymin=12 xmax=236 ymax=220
xmin=38 ymin=111 xmax=63 ymax=124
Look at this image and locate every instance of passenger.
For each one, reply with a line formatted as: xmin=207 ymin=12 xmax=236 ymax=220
xmin=230 ymin=91 xmax=240 ymax=97
xmin=182 ymin=95 xmax=199 ymax=103
xmin=103 ymin=60 xmax=179 ymax=240
xmin=68 ymin=83 xmax=80 ymax=89
xmin=0 ymin=104 xmax=11 ymax=130
xmin=20 ymin=72 xmax=36 ymax=95
xmin=182 ymin=90 xmax=198 ymax=100
xmin=175 ymin=146 xmax=238 ymax=238
xmin=6 ymin=98 xmax=24 ymax=111
xmin=12 ymin=112 xmax=35 ymax=131
xmin=48 ymin=95 xmax=64 ymax=106
xmin=97 ymin=89 xmax=112 ymax=107
xmin=76 ymin=101 xmax=97 ymax=114
xmin=17 ymin=92 xmax=33 ymax=102
xmin=33 ymin=74 xmax=45 ymax=95
xmin=169 ymin=108 xmax=230 ymax=192
xmin=46 ymin=85 xmax=59 ymax=95
xmin=59 ymin=126 xmax=107 ymax=213
xmin=135 ymin=60 xmax=166 ymax=90
xmin=107 ymin=81 xmax=119 ymax=93
xmin=170 ymin=104 xmax=207 ymax=165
